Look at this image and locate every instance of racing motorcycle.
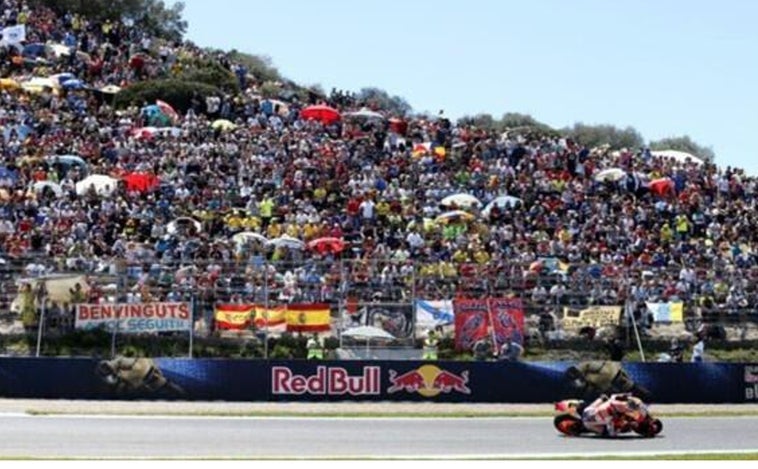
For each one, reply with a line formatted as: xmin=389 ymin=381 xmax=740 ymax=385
xmin=553 ymin=395 xmax=663 ymax=437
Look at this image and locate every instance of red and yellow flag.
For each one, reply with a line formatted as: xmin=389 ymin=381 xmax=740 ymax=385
xmin=286 ymin=303 xmax=331 ymax=332
xmin=253 ymin=305 xmax=286 ymax=328
xmin=214 ymin=304 xmax=253 ymax=330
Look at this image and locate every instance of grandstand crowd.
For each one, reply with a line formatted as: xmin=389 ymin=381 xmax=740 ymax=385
xmin=0 ymin=0 xmax=756 ymax=337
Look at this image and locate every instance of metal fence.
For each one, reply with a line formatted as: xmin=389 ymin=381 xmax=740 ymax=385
xmin=1 ymin=253 xmax=757 ymax=357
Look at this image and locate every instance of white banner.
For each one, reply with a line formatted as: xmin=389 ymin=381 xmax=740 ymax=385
xmin=1 ymin=24 xmax=26 ymax=45
xmin=76 ymin=302 xmax=191 ymax=333
xmin=415 ymin=300 xmax=454 ymax=330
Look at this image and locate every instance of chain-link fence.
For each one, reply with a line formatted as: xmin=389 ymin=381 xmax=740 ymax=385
xmin=1 ymin=253 xmax=758 ymax=358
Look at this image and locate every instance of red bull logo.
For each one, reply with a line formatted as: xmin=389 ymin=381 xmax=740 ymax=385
xmin=272 ymin=366 xmax=381 ymax=396
xmin=387 ymin=365 xmax=470 ymax=397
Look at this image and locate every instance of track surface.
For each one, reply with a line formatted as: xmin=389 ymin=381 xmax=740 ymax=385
xmin=1 ymin=414 xmax=757 ymax=459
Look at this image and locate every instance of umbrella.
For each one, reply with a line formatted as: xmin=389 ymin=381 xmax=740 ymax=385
xmin=261 ymin=99 xmax=289 ymax=116
xmin=232 ymin=232 xmax=269 ymax=245
xmin=481 ymin=196 xmax=522 ymax=218
xmin=440 ymin=193 xmax=481 ymax=209
xmin=52 ymin=155 xmax=88 ymax=172
xmin=267 ymin=235 xmax=305 ymax=250
xmin=0 ymin=78 xmax=20 ymax=90
xmin=649 ymin=177 xmax=675 ymax=197
xmin=342 ymin=325 xmax=395 ymax=353
xmin=141 ymin=104 xmax=172 ymax=127
xmin=593 ymin=168 xmax=626 ymax=183
xmin=307 ymin=237 xmax=346 ymax=255
xmin=61 ymin=78 xmax=85 ymax=90
xmin=156 ymin=99 xmax=179 ymax=123
xmin=651 ymin=150 xmax=704 ymax=166
xmin=49 ymin=73 xmax=76 ymax=87
xmin=99 ymin=84 xmax=121 ymax=94
xmin=31 ymin=181 xmax=63 ymax=198
xmin=47 ymin=43 xmax=72 ymax=57
xmin=21 ymin=77 xmax=56 ymax=94
xmin=75 ymin=174 xmax=119 ymax=196
xmin=211 ymin=119 xmax=237 ymax=131
xmin=166 ymin=217 xmax=202 ymax=235
xmin=300 ymin=105 xmax=341 ymax=125
xmin=435 ymin=210 xmax=475 ymax=224
xmin=22 ymin=43 xmax=46 ymax=58
xmin=344 ymin=107 xmax=385 ymax=121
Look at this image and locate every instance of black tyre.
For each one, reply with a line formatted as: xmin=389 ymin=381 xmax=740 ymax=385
xmin=634 ymin=417 xmax=663 ymax=437
xmin=554 ymin=414 xmax=584 ymax=436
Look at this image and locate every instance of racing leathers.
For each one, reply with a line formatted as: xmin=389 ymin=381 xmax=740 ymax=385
xmin=581 ymin=393 xmax=639 ymax=436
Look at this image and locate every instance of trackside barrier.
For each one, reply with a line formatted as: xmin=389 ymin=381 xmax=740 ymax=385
xmin=0 ymin=358 xmax=756 ymax=403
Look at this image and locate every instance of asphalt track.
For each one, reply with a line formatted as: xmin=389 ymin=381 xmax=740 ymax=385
xmin=1 ymin=413 xmax=758 ymax=459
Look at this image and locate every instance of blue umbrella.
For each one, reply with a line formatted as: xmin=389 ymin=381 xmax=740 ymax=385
xmin=22 ymin=43 xmax=46 ymax=58
xmin=53 ymin=154 xmax=87 ymax=168
xmin=0 ymin=166 xmax=19 ymax=184
xmin=61 ymin=79 xmax=85 ymax=90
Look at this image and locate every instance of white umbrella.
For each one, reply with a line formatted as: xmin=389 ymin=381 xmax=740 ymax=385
xmin=342 ymin=325 xmax=395 ymax=353
xmin=440 ymin=193 xmax=482 ymax=209
xmin=344 ymin=107 xmax=385 ymax=120
xmin=593 ymin=168 xmax=626 ymax=183
xmin=481 ymin=196 xmax=522 ymax=218
xmin=232 ymin=231 xmax=269 ymax=245
xmin=75 ymin=174 xmax=118 ymax=196
xmin=267 ymin=235 xmax=305 ymax=250
xmin=166 ymin=217 xmax=202 ymax=235
xmin=31 ymin=181 xmax=63 ymax=198
xmin=651 ymin=150 xmax=704 ymax=166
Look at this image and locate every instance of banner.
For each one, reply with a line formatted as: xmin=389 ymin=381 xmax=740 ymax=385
xmin=646 ymin=302 xmax=684 ymax=322
xmin=350 ymin=303 xmax=415 ymax=339
xmin=453 ymin=299 xmax=490 ymax=352
xmin=214 ymin=304 xmax=253 ymax=330
xmin=488 ymin=298 xmax=525 ymax=350
xmin=453 ymin=298 xmax=525 ymax=352
xmin=1 ymin=24 xmax=25 ymax=45
xmin=286 ymin=303 xmax=331 ymax=332
xmin=561 ymin=305 xmax=622 ymax=332
xmin=76 ymin=303 xmax=191 ymax=333
xmin=415 ymin=300 xmax=454 ymax=331
xmin=253 ymin=305 xmax=286 ymax=329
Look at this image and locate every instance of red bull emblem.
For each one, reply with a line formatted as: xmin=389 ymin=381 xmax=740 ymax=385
xmin=387 ymin=364 xmax=470 ymax=397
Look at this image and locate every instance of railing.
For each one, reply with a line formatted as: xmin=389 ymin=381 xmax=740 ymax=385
xmin=1 ymin=254 xmax=757 ymax=358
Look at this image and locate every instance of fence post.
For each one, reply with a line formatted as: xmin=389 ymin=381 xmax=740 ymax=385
xmin=34 ymin=283 xmax=46 ymax=357
xmin=263 ymin=263 xmax=269 ymax=359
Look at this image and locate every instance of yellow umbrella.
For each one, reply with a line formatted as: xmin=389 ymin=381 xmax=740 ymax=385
xmin=435 ymin=210 xmax=475 ymax=225
xmin=211 ymin=119 xmax=238 ymax=131
xmin=0 ymin=78 xmax=20 ymax=90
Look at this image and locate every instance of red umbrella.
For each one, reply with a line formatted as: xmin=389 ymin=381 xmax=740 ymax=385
xmin=389 ymin=117 xmax=408 ymax=135
xmin=307 ymin=237 xmax=346 ymax=255
xmin=300 ymin=105 xmax=341 ymax=125
xmin=649 ymin=177 xmax=675 ymax=197
xmin=123 ymin=172 xmax=160 ymax=193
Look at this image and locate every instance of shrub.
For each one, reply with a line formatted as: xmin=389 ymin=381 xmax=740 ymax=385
xmin=114 ymin=79 xmax=222 ymax=113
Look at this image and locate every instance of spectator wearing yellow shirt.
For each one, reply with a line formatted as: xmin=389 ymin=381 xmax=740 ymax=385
xmin=675 ymin=214 xmax=689 ymax=241
xmin=266 ymin=220 xmax=282 ymax=238
xmin=660 ymin=222 xmax=673 ymax=245
xmin=473 ymin=247 xmax=490 ymax=265
xmin=259 ymin=197 xmax=275 ymax=228
xmin=452 ymin=248 xmax=470 ymax=264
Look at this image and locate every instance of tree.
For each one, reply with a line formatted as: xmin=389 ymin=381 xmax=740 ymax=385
xmin=113 ymin=79 xmax=222 ymax=113
xmin=563 ymin=123 xmax=644 ymax=150
xmin=32 ymin=0 xmax=187 ymax=41
xmin=356 ymin=87 xmax=412 ymax=116
xmin=226 ymin=50 xmax=283 ymax=84
xmin=648 ymin=136 xmax=715 ymax=162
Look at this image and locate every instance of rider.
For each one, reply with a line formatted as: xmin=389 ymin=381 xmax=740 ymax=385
xmin=581 ymin=393 xmax=640 ymax=437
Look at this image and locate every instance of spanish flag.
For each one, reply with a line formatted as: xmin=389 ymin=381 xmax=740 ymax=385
xmin=253 ymin=305 xmax=287 ymax=328
xmin=412 ymin=142 xmax=431 ymax=157
xmin=214 ymin=304 xmax=253 ymax=330
xmin=286 ymin=303 xmax=331 ymax=332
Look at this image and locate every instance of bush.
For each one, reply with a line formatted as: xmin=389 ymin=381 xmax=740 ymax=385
xmin=177 ymin=62 xmax=239 ymax=93
xmin=114 ymin=79 xmax=222 ymax=114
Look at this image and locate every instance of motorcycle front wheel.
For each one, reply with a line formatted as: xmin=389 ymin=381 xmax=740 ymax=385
xmin=634 ymin=417 xmax=663 ymax=437
xmin=554 ymin=414 xmax=584 ymax=436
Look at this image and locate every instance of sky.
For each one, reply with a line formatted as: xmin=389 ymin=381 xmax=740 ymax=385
xmin=178 ymin=0 xmax=758 ymax=174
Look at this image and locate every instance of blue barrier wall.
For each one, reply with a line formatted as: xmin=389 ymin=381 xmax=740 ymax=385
xmin=0 ymin=358 xmax=756 ymax=403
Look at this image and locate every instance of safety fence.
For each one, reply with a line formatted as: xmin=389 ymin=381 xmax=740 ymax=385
xmin=1 ymin=255 xmax=758 ymax=358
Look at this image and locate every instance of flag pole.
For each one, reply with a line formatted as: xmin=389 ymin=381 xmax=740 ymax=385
xmin=627 ymin=299 xmax=646 ymax=362
xmin=264 ymin=263 xmax=269 ymax=359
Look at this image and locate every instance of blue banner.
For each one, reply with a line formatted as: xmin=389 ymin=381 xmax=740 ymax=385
xmin=0 ymin=358 xmax=754 ymax=403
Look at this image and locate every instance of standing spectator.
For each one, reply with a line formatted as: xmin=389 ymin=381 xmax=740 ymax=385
xmin=691 ymin=328 xmax=706 ymax=363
